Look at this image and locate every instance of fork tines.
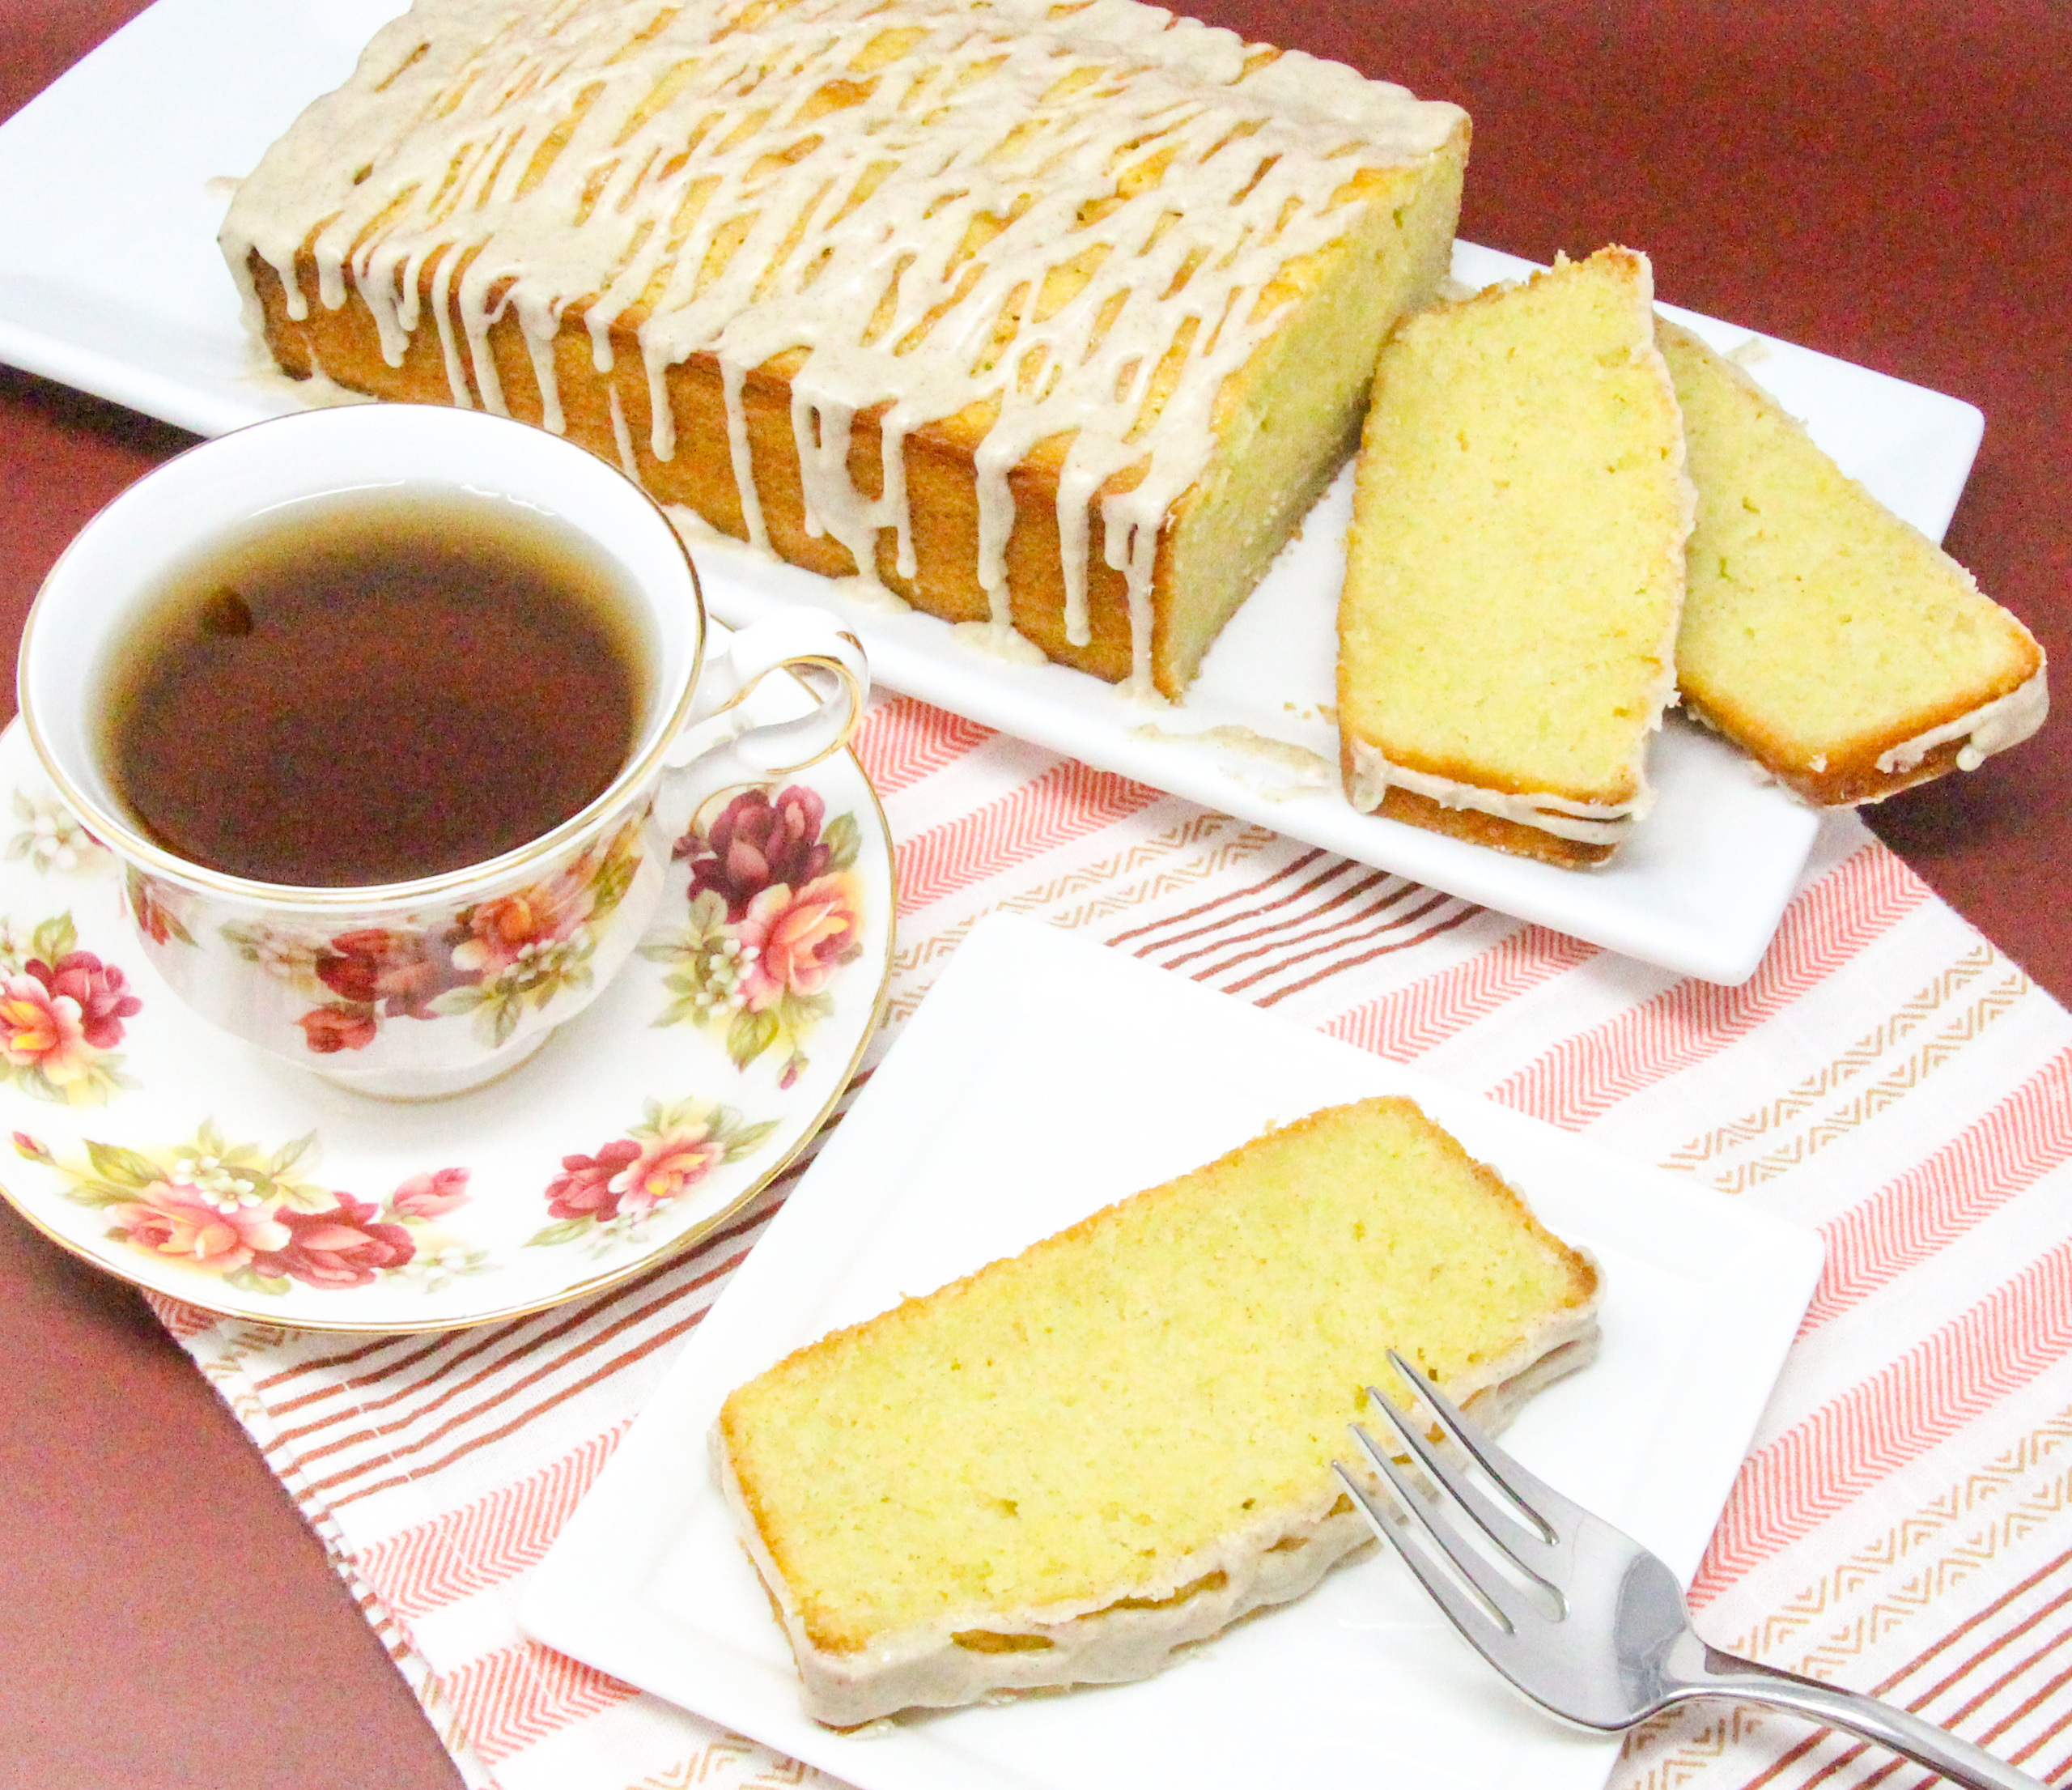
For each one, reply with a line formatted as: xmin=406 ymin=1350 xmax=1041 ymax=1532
xmin=1332 ymin=1350 xmax=1573 ymax=1648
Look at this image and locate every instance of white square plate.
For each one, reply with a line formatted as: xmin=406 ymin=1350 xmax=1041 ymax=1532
xmin=520 ymin=914 xmax=1825 ymax=1790
xmin=0 ymin=0 xmax=1981 ymax=983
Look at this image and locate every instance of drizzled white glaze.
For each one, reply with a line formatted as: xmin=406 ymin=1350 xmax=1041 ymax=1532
xmin=1874 ymin=665 xmax=2049 ymax=780
xmin=222 ymin=0 xmax=1462 ymax=691
xmin=1131 ymin=721 xmax=1334 ymax=793
xmin=950 ymin=619 xmax=1051 ymax=665
xmin=1345 ymin=738 xmax=1649 ymax=847
xmin=716 ymin=1303 xmax=1599 ymax=1726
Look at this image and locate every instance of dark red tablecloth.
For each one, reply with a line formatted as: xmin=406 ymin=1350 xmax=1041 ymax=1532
xmin=2 ymin=2 xmax=2065 ymax=1784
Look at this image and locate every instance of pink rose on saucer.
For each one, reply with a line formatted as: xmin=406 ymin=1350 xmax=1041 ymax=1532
xmin=32 ymin=952 xmax=141 ymax=1048
xmin=681 ymin=786 xmax=832 ymax=920
xmin=390 ymin=1167 xmax=471 ymax=1219
xmin=529 ymin=1099 xmax=775 ymax=1246
xmin=0 ymin=966 xmax=137 ymax=1095
xmin=0 ymin=950 xmax=141 ymax=1083
xmin=611 ymin=1127 xmax=722 ymax=1219
xmin=0 ymin=973 xmax=88 ymax=1082
xmin=544 ymin=1140 xmax=643 ymax=1222
xmin=111 ymin=1179 xmax=291 ymax=1273
xmin=253 ymin=1194 xmax=415 ymax=1290
xmin=736 ymin=876 xmax=863 ymax=1010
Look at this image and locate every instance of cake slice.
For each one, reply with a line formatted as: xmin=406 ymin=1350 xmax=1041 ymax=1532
xmin=1335 ymin=247 xmax=1692 ymax=866
xmin=220 ymin=0 xmax=1469 ymax=699
xmin=1658 ymin=319 xmax=2046 ymax=804
xmin=716 ymin=1095 xmax=1600 ymax=1725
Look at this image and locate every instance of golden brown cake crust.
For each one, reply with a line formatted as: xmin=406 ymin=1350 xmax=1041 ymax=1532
xmin=248 ymin=249 xmax=1167 ymax=685
xmin=1348 ymin=776 xmax=1616 ymax=868
xmin=1686 ymin=691 xmax=2037 ymax=807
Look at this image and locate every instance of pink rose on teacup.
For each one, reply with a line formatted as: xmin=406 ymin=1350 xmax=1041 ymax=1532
xmin=451 ymin=879 xmax=593 ymax=982
xmin=316 ymin=928 xmax=455 ymax=1018
xmin=297 ymin=1005 xmax=379 ymax=1054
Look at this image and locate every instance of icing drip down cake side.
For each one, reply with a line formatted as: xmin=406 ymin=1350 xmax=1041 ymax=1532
xmin=716 ymin=1095 xmax=1601 ymax=1725
xmin=221 ymin=0 xmax=1469 ymax=699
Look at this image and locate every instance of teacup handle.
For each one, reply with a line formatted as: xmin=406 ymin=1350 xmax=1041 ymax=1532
xmin=663 ymin=607 xmax=869 ymax=780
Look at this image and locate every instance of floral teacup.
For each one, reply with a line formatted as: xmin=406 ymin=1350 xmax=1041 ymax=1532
xmin=17 ymin=404 xmax=866 ymax=1099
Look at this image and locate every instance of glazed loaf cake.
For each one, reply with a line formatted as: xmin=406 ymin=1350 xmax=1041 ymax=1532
xmin=1336 ymin=248 xmax=1692 ymax=866
xmin=716 ymin=1095 xmax=1600 ymax=1724
xmin=1659 ymin=318 xmax=2047 ymax=805
xmin=221 ymin=0 xmax=1469 ymax=699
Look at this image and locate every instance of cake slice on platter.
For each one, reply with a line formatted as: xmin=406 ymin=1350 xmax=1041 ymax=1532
xmin=1658 ymin=318 xmax=2045 ymax=806
xmin=1335 ymin=245 xmax=1692 ymax=868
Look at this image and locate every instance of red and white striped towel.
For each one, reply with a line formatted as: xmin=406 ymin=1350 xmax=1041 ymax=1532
xmin=151 ymin=691 xmax=2072 ymax=1790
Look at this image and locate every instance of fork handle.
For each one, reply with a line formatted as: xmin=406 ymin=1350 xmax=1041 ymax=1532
xmin=1674 ymin=1642 xmax=2050 ymax=1789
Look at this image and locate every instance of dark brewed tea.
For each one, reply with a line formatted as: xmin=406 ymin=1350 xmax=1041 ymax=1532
xmin=100 ymin=487 xmax=649 ymax=886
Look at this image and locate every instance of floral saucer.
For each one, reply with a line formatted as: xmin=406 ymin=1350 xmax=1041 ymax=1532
xmin=0 ymin=718 xmax=894 ymax=1331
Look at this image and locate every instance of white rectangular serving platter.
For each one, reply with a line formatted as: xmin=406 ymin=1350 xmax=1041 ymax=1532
xmin=520 ymin=913 xmax=1826 ymax=1790
xmin=0 ymin=0 xmax=1982 ymax=983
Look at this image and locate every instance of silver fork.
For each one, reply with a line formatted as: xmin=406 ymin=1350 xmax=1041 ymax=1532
xmin=1335 ymin=1351 xmax=2051 ymax=1790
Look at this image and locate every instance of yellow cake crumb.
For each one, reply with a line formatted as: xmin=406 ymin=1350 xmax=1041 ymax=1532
xmin=1661 ymin=318 xmax=2046 ymax=804
xmin=1335 ymin=247 xmax=1692 ymax=867
xmin=718 ymin=1095 xmax=1599 ymax=1723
